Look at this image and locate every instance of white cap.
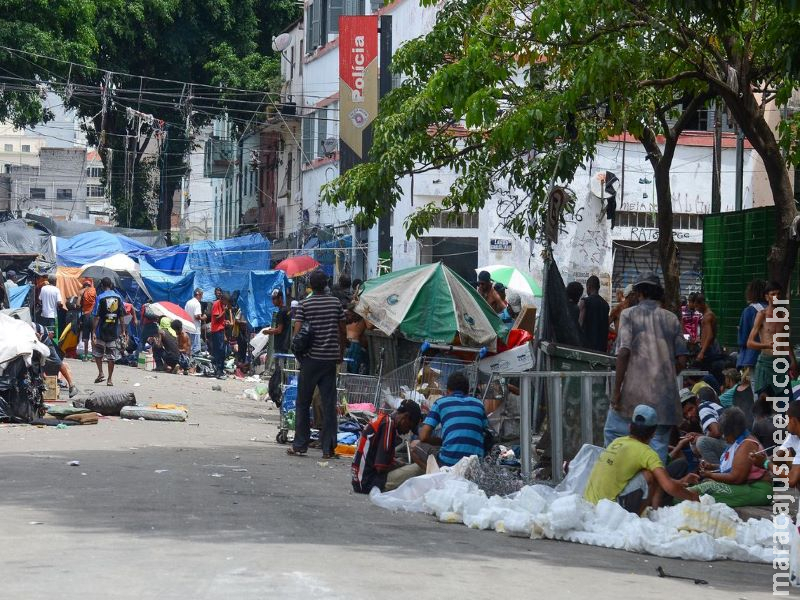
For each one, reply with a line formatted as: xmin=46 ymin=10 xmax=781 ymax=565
xmin=290 ymin=300 xmax=300 ymax=308
xmin=271 ymin=288 xmax=281 ymax=297
xmin=623 ymin=284 xmax=634 ymax=296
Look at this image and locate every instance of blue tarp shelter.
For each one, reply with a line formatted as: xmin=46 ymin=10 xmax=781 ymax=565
xmin=185 ymin=234 xmax=271 ymax=298
xmin=57 ymin=231 xmax=153 ymax=267
xmin=142 ymin=243 xmax=190 ymax=275
xmin=138 ymin=258 xmax=196 ymax=306
xmin=239 ymin=271 xmax=290 ymax=328
xmin=8 ymin=284 xmax=31 ymax=309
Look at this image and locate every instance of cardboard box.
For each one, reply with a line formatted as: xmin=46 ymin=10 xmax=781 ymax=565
xmin=43 ymin=375 xmax=59 ymax=401
xmin=479 ymin=342 xmax=534 ymax=374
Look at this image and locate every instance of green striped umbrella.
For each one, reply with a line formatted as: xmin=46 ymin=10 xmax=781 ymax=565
xmin=357 ymin=263 xmax=508 ymax=349
xmin=476 ymin=264 xmax=542 ymax=297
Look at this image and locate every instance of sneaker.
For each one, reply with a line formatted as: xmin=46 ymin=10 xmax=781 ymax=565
xmin=216 ymin=374 xmax=227 ymax=380
xmin=68 ymin=385 xmax=80 ymax=398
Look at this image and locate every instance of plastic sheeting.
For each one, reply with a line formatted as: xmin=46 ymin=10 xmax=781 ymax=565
xmin=369 ymin=454 xmax=779 ymax=564
xmin=238 ymin=270 xmax=290 ymax=329
xmin=8 ymin=284 xmax=31 ymax=309
xmin=138 ymin=258 xmax=196 ymax=306
xmin=0 ymin=312 xmax=50 ymax=372
xmin=25 ymin=214 xmax=167 ymax=247
xmin=56 ymin=266 xmax=85 ymax=303
xmin=185 ymin=234 xmax=271 ymax=297
xmin=141 ymin=243 xmax=189 ymax=275
xmin=0 ymin=219 xmax=56 ymax=264
xmin=56 ymin=231 xmax=153 ymax=267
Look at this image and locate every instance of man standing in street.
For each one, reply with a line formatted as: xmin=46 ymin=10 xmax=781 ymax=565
xmin=694 ymin=293 xmax=725 ymax=385
xmin=262 ymin=289 xmax=291 ymax=355
xmin=92 ymin=277 xmax=124 ymax=386
xmin=78 ymin=279 xmax=97 ymax=360
xmin=184 ymin=288 xmax=205 ymax=355
xmin=579 ymin=274 xmax=610 ymax=353
xmin=210 ymin=292 xmax=230 ymax=379
xmin=288 ymin=270 xmax=346 ymax=459
xmin=608 ymin=273 xmax=688 ymax=463
xmin=38 ymin=274 xmax=62 ymax=329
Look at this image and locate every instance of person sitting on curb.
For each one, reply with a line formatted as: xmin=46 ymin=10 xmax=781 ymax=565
xmin=584 ymin=404 xmax=699 ymax=514
xmin=690 ymin=407 xmax=771 ymax=507
xmin=33 ymin=323 xmax=80 ymax=398
xmin=679 ymin=387 xmax=726 ymax=464
xmin=351 ymin=400 xmax=423 ymax=494
xmin=410 ymin=371 xmax=488 ymax=469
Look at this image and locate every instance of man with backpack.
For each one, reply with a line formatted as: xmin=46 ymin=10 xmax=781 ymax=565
xmin=91 ymin=277 xmax=124 ymax=386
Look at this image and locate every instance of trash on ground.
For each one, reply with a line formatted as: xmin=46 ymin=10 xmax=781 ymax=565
xmin=68 ymin=460 xmax=80 ymax=466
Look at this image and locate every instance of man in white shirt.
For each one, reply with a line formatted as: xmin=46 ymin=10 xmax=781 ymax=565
xmin=38 ymin=275 xmax=63 ymax=329
xmin=184 ymin=288 xmax=205 ymax=354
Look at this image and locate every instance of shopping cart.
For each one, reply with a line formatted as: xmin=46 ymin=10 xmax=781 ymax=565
xmin=274 ymin=353 xmax=299 ymax=444
xmin=378 ymin=341 xmax=485 ymax=412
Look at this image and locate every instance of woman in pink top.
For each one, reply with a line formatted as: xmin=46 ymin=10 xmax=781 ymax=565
xmin=687 ymin=407 xmax=771 ymax=507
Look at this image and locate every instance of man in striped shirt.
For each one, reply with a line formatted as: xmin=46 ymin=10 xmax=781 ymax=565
xmin=351 ymin=400 xmax=422 ymax=493
xmin=680 ymin=387 xmax=726 ymax=464
xmin=412 ymin=372 xmax=488 ymax=468
xmin=288 ymin=270 xmax=347 ymax=459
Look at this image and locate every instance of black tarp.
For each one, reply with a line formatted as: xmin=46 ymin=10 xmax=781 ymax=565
xmin=540 ymin=259 xmax=583 ymax=346
xmin=25 ymin=214 xmax=168 ymax=248
xmin=0 ymin=219 xmax=55 ymax=265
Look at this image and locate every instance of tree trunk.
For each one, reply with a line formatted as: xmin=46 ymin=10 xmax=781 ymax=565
xmin=716 ymin=85 xmax=798 ymax=291
xmin=638 ymin=129 xmax=681 ymax=313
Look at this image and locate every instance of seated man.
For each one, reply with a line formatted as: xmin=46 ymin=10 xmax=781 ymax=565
xmin=149 ymin=319 xmax=181 ymax=373
xmin=411 ymin=371 xmax=488 ymax=469
xmin=584 ymin=404 xmax=699 ymax=513
xmin=351 ymin=400 xmax=422 ymax=493
xmin=765 ymin=400 xmax=800 ymax=489
xmin=680 ymin=387 xmax=726 ymax=464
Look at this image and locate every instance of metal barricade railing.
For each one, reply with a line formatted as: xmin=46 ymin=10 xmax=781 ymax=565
xmin=507 ymin=368 xmax=707 ymax=483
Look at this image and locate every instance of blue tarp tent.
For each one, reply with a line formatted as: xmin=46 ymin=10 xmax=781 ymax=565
xmin=57 ymin=231 xmax=153 ymax=267
xmin=8 ymin=284 xmax=31 ymax=309
xmin=186 ymin=234 xmax=271 ymax=298
xmin=142 ymin=243 xmax=190 ymax=275
xmin=139 ymin=258 xmax=196 ymax=306
xmin=239 ymin=271 xmax=290 ymax=328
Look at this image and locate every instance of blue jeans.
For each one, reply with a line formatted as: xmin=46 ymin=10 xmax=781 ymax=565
xmin=189 ymin=332 xmax=201 ymax=355
xmin=603 ymin=409 xmax=671 ymax=465
xmin=211 ymin=331 xmax=226 ymax=375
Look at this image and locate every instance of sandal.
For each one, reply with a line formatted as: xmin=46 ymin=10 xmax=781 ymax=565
xmin=322 ymin=453 xmax=340 ymax=460
xmin=286 ymin=448 xmax=307 ymax=456
xmin=106 ymin=381 xmax=114 ymax=386
xmin=94 ymin=375 xmax=105 ymax=383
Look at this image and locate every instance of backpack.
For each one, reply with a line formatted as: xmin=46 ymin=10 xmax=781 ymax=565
xmin=268 ymin=364 xmax=283 ymax=408
xmin=98 ymin=295 xmax=121 ymax=342
xmin=291 ymin=321 xmax=313 ymax=357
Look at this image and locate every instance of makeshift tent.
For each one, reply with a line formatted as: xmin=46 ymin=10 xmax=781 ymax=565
xmin=56 ymin=267 xmax=85 ymax=303
xmin=85 ymin=253 xmax=140 ymax=273
xmin=56 ymin=231 xmax=153 ymax=267
xmin=141 ymin=243 xmax=189 ymax=275
xmin=239 ymin=271 xmax=290 ymax=328
xmin=0 ymin=219 xmax=56 ymax=265
xmin=185 ymin=234 xmax=271 ymax=297
xmin=8 ymin=284 xmax=31 ymax=309
xmin=26 ymin=214 xmax=168 ymax=247
xmin=138 ymin=258 xmax=196 ymax=306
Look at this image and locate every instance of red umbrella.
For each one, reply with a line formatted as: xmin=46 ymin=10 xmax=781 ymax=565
xmin=274 ymin=255 xmax=321 ymax=278
xmin=149 ymin=301 xmax=197 ymax=334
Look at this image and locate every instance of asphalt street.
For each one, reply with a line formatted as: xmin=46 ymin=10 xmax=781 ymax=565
xmin=0 ymin=359 xmax=776 ymax=599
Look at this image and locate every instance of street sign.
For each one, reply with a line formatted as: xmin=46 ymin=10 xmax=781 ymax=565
xmin=490 ymin=238 xmax=512 ymax=252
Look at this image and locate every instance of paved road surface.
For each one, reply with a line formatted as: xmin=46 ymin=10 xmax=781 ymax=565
xmin=0 ymin=360 xmax=775 ymax=599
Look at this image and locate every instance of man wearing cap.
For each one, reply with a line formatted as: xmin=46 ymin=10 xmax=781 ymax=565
xmin=585 ymin=404 xmax=699 ymax=513
xmin=184 ymin=288 xmax=205 ymax=355
xmin=4 ymin=270 xmax=17 ymax=296
xmin=476 ymin=271 xmax=505 ymax=313
xmin=678 ymin=387 xmax=726 ymax=463
xmin=608 ymin=273 xmax=688 ymax=464
xmin=262 ymin=289 xmax=291 ymax=355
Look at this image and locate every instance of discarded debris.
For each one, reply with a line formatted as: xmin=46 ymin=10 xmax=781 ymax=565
xmin=154 ymin=469 xmax=168 ymax=474
xmin=68 ymin=460 xmax=80 ymax=466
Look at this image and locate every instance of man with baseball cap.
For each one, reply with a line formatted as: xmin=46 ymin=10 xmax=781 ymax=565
xmin=262 ymin=288 xmax=290 ymax=355
xmin=607 ymin=273 xmax=689 ymax=464
xmin=585 ymin=404 xmax=699 ymax=513
xmin=476 ymin=271 xmax=505 ymax=313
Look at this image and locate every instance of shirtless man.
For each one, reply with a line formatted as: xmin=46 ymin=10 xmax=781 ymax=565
xmin=345 ymin=305 xmax=369 ymax=373
xmin=694 ymin=294 xmax=725 ymax=383
xmin=476 ymin=271 xmax=506 ymax=313
xmin=748 ymin=280 xmax=797 ymax=397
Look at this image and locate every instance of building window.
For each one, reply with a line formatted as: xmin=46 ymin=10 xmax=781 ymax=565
xmin=86 ymin=166 xmax=103 ymax=178
xmin=86 ymin=185 xmax=104 ymax=198
xmin=306 ymin=0 xmax=365 ymax=54
xmin=3 ymin=144 xmax=12 ymax=152
xmin=317 ymin=108 xmax=328 ymax=158
xmin=56 ymin=188 xmax=72 ymax=201
xmin=21 ymin=144 xmax=30 ymax=153
xmin=431 ymin=211 xmax=479 ymax=229
xmin=29 ymin=187 xmax=45 ymax=200
xmin=302 ymin=113 xmax=315 ymax=164
xmin=616 ymin=211 xmax=702 ymax=230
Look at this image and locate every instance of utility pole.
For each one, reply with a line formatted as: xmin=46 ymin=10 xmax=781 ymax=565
xmin=377 ymin=15 xmax=393 ymax=272
xmin=735 ymin=122 xmax=744 ymax=211
xmin=711 ymin=105 xmax=722 ymax=213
